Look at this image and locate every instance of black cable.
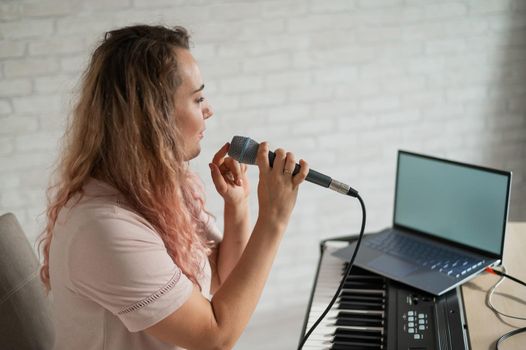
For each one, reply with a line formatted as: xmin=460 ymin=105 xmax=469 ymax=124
xmin=487 ymin=267 xmax=526 ymax=348
xmin=297 ymin=193 xmax=366 ymax=350
xmin=496 ymin=327 xmax=526 ymax=350
xmin=486 ymin=267 xmax=526 ymax=287
xmin=486 ymin=266 xmax=526 ymax=321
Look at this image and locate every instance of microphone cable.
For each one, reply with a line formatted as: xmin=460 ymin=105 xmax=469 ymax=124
xmin=486 ymin=266 xmax=526 ymax=320
xmin=484 ymin=266 xmax=526 ymax=349
xmin=297 ymin=193 xmax=366 ymax=350
xmin=496 ymin=327 xmax=526 ymax=350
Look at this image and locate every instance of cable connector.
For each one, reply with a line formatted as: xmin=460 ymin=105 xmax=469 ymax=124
xmin=485 ymin=266 xmax=497 ymax=274
xmin=485 ymin=266 xmax=526 ymax=287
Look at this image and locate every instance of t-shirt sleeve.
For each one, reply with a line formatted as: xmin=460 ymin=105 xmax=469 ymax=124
xmin=201 ymin=211 xmax=223 ymax=244
xmin=67 ymin=210 xmax=194 ymax=332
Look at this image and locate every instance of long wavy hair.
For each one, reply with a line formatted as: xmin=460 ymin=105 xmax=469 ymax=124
xmin=38 ymin=24 xmax=212 ymax=291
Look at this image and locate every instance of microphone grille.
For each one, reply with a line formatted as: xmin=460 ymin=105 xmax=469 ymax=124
xmin=228 ymin=136 xmax=259 ymax=165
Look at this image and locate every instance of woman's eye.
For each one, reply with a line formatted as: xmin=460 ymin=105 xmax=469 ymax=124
xmin=196 ymin=97 xmax=205 ymax=103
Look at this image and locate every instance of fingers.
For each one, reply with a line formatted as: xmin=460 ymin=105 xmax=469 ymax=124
xmin=221 ymin=157 xmax=243 ymax=185
xmin=292 ymin=159 xmax=309 ymax=188
xmin=255 ymin=142 xmax=307 ymax=188
xmin=212 ymin=142 xmax=230 ymax=165
xmin=209 ymin=163 xmax=228 ymax=194
xmin=256 ymin=142 xmax=270 ymax=171
xmin=272 ymin=148 xmax=287 ymax=175
xmin=283 ymin=152 xmax=296 ymax=175
xmin=211 ymin=142 xmax=245 ymax=185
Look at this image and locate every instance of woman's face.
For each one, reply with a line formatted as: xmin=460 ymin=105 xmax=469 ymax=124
xmin=174 ymin=49 xmax=213 ymax=161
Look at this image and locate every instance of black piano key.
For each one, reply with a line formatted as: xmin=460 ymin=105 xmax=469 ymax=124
xmin=339 ymin=292 xmax=385 ymax=303
xmin=333 ymin=328 xmax=384 ymax=344
xmin=341 ymin=271 xmax=385 ymax=281
xmin=343 ymin=280 xmax=385 ymax=289
xmin=338 ymin=300 xmax=385 ymax=311
xmin=330 ymin=340 xmax=382 ymax=350
xmin=335 ymin=313 xmax=384 ymax=327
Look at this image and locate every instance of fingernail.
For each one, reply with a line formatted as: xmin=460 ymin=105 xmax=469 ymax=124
xmin=237 ymin=179 xmax=242 ymax=186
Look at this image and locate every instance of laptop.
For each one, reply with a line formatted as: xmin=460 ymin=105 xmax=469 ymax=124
xmin=333 ymin=150 xmax=512 ymax=296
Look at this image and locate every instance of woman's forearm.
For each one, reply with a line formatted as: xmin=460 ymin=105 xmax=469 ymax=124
xmin=211 ymin=217 xmax=286 ymax=349
xmin=217 ymin=200 xmax=250 ymax=284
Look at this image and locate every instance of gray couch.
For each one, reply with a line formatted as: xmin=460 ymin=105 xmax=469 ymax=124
xmin=0 ymin=213 xmax=54 ymax=349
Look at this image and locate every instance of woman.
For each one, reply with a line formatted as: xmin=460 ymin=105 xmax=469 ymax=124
xmin=38 ymin=24 xmax=309 ymax=349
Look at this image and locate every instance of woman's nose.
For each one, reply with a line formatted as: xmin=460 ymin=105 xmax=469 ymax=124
xmin=203 ymin=102 xmax=213 ymax=120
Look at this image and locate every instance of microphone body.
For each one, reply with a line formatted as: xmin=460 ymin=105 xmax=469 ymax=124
xmin=228 ymin=136 xmax=358 ymax=197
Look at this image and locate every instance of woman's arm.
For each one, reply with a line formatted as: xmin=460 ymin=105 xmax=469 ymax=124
xmin=146 ymin=144 xmax=309 ymax=349
xmin=208 ymin=142 xmax=252 ymax=292
xmin=209 ymin=202 xmax=250 ymax=295
xmin=219 ymin=200 xmax=250 ymax=281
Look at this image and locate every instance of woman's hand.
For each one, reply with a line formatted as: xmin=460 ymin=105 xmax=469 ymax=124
xmin=255 ymin=142 xmax=309 ymax=228
xmin=209 ymin=142 xmax=250 ymax=206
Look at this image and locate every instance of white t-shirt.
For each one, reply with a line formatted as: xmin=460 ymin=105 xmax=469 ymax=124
xmin=49 ymin=178 xmax=222 ymax=350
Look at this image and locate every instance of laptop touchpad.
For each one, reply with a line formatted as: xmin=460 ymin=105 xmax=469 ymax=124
xmin=368 ymin=255 xmax=418 ymax=277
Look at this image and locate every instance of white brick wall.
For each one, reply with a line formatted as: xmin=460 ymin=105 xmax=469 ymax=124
xmin=1 ymin=0 xmax=526 ymax=348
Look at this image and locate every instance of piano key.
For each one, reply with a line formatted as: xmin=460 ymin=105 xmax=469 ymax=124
xmin=333 ymin=328 xmax=383 ymax=342
xmin=300 ymin=241 xmax=470 ymax=350
xmin=339 ymin=292 xmax=385 ymax=303
xmin=331 ymin=340 xmax=383 ymax=349
xmin=333 ymin=313 xmax=384 ymax=327
xmin=302 ymin=244 xmax=388 ymax=349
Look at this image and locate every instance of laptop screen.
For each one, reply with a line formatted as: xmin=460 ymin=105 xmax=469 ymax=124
xmin=393 ymin=151 xmax=511 ymax=257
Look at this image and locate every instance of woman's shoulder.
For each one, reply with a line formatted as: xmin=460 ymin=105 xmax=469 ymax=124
xmin=56 ymin=178 xmax=161 ymax=246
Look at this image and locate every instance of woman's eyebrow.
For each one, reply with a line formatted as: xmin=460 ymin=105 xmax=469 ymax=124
xmin=192 ymin=84 xmax=205 ymax=94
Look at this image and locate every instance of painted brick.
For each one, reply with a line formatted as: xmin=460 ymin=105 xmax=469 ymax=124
xmin=0 ymin=172 xmax=20 ymax=189
xmin=219 ymin=76 xmax=264 ymax=93
xmin=0 ymin=19 xmax=54 ymax=39
xmin=468 ymin=0 xmax=512 ymax=14
xmin=80 ymin=0 xmax=130 ymax=11
xmin=0 ymin=138 xmax=14 ymax=156
xmin=425 ymin=38 xmax=467 ymax=54
xmin=133 ymin=0 xmax=185 ymax=9
xmin=56 ymin=17 xmax=113 ymax=35
xmin=0 ymin=41 xmax=26 ymax=59
xmin=309 ymin=0 xmax=355 ymax=13
xmin=12 ymin=95 xmax=64 ymax=114
xmin=4 ymin=58 xmax=60 ymax=78
xmin=424 ymin=3 xmax=468 ymax=20
xmin=28 ymin=36 xmax=88 ymax=56
xmin=262 ymin=1 xmax=308 ymax=18
xmin=0 ymin=3 xmax=22 ymax=21
xmin=0 ymin=79 xmax=32 ymax=97
xmin=358 ymin=0 xmax=404 ymax=9
xmin=242 ymin=53 xmax=291 ymax=73
xmin=34 ymin=75 xmax=76 ymax=94
xmin=15 ymin=132 xmax=61 ymax=151
xmin=239 ymin=90 xmax=287 ymax=108
xmin=360 ymin=96 xmax=400 ymax=112
xmin=265 ymin=71 xmax=311 ymax=88
xmin=60 ymin=55 xmax=89 ymax=73
xmin=209 ymin=3 xmax=261 ymax=21
xmin=0 ymin=99 xmax=13 ymax=114
xmin=1 ymin=116 xmax=39 ymax=134
xmin=22 ymin=1 xmax=76 ymax=17
xmin=265 ymin=104 xmax=311 ymax=123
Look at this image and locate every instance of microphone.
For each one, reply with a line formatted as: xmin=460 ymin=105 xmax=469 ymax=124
xmin=228 ymin=136 xmax=358 ymax=197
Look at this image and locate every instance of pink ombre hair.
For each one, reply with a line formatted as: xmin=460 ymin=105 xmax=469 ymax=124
xmin=38 ymin=25 xmax=212 ymax=291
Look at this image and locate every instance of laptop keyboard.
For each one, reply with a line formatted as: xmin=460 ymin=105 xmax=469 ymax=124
xmin=365 ymin=233 xmax=485 ymax=279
